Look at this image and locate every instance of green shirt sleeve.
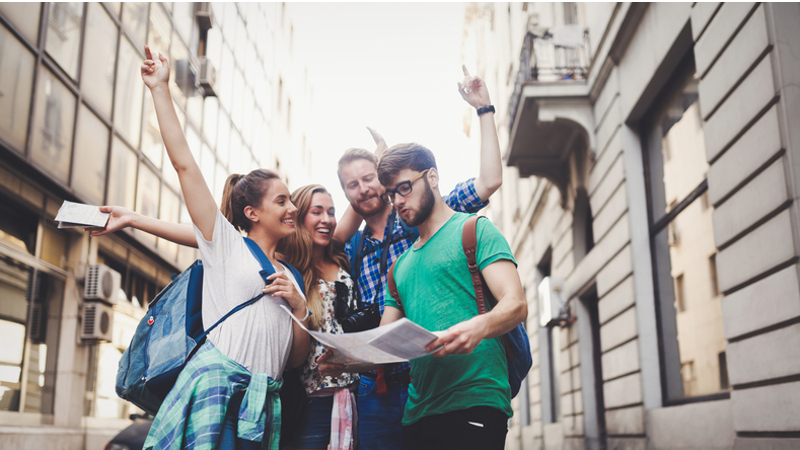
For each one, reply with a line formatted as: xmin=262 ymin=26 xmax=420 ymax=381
xmin=476 ymin=217 xmax=517 ymax=271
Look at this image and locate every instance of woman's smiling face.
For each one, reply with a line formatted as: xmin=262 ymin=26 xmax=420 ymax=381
xmin=302 ymin=192 xmax=337 ymax=248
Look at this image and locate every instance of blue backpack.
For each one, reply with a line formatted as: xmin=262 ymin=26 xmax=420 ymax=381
xmin=115 ymin=237 xmax=305 ymax=415
xmin=387 ymin=215 xmax=532 ymax=398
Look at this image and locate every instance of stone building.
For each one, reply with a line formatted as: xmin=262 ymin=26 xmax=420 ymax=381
xmin=0 ymin=2 xmax=314 ymax=447
xmin=463 ymin=2 xmax=800 ymax=449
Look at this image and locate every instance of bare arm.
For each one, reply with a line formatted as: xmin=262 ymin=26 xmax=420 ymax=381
xmin=142 ymin=46 xmax=217 ymax=241
xmin=87 ymin=206 xmax=199 ymax=248
xmin=425 ymin=259 xmax=527 ymax=357
xmin=332 ymin=127 xmax=388 ymax=243
xmin=458 ymin=65 xmax=503 ymax=202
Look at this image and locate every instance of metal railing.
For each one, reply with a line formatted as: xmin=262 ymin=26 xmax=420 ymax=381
xmin=508 ymin=27 xmax=591 ymax=128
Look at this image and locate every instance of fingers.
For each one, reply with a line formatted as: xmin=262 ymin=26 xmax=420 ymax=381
xmin=158 ymin=52 xmax=167 ymax=65
xmin=98 ymin=206 xmax=113 ymax=213
xmin=462 ymin=64 xmax=470 ymax=77
xmin=145 ymin=45 xmax=152 ymax=60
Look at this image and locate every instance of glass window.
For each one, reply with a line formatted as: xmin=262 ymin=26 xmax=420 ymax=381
xmin=229 ymin=129 xmax=243 ymax=174
xmin=135 ymin=162 xmax=160 ymax=246
xmin=103 ymin=2 xmax=121 ymax=19
xmin=218 ymin=44 xmax=234 ymax=113
xmin=121 ymin=2 xmax=148 ymax=51
xmin=147 ymin=3 xmax=171 ymax=61
xmin=644 ymin=59 xmax=727 ymax=401
xmin=45 ymin=2 xmax=84 ymax=80
xmin=0 ymin=25 xmax=35 ymax=152
xmin=141 ymin=89 xmax=163 ymax=169
xmin=200 ymin=143 xmax=215 ymax=191
xmin=231 ymin=69 xmax=244 ymax=131
xmin=172 ymin=1 xmax=193 ymax=45
xmin=186 ymin=91 xmax=203 ymax=130
xmin=234 ymin=16 xmax=247 ymax=63
xmin=31 ymin=67 xmax=76 ymax=184
xmin=0 ymin=264 xmax=62 ymax=414
xmin=81 ymin=2 xmax=117 ymax=119
xmin=113 ymin=37 xmax=144 ymax=149
xmin=107 ymin=136 xmax=137 ymax=209
xmin=0 ymin=2 xmax=41 ymax=45
xmin=169 ymin=31 xmax=189 ymax=108
xmin=202 ymin=96 xmax=218 ymax=150
xmin=72 ymin=104 xmax=109 ymax=204
xmin=206 ymin=27 xmax=223 ymax=70
xmin=253 ymin=114 xmax=270 ymax=168
xmin=158 ymin=187 xmax=179 ymax=260
xmin=223 ymin=3 xmax=237 ymax=36
xmin=214 ymin=161 xmax=226 ymax=205
xmin=216 ymin=109 xmax=231 ymax=167
xmin=185 ymin=125 xmax=202 ymax=164
xmin=242 ymin=88 xmax=254 ymax=147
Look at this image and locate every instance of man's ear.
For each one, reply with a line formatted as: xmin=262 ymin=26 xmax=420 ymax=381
xmin=243 ymin=205 xmax=258 ymax=224
xmin=427 ymin=168 xmax=440 ymax=189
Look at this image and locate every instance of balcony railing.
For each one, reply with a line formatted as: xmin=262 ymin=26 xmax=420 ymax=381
xmin=508 ymin=26 xmax=591 ymax=128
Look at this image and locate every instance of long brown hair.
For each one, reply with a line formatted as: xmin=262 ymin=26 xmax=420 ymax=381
xmin=220 ymin=169 xmax=281 ymax=233
xmin=278 ymin=184 xmax=350 ymax=330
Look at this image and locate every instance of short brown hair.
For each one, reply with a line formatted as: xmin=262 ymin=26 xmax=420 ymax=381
xmin=337 ymin=148 xmax=378 ymax=187
xmin=377 ymin=143 xmax=437 ymax=186
xmin=220 ymin=169 xmax=281 ymax=232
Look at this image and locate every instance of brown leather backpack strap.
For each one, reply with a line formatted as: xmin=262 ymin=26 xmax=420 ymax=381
xmin=387 ymin=262 xmax=402 ymax=311
xmin=462 ymin=215 xmax=488 ymax=315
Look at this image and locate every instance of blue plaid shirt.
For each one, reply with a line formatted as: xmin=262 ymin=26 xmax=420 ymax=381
xmin=345 ymin=178 xmax=488 ymax=374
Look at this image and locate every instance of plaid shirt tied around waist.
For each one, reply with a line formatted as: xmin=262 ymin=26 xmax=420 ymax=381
xmin=144 ymin=341 xmax=283 ymax=450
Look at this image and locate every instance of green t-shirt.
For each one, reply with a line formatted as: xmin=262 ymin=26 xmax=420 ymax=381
xmin=384 ymin=212 xmax=517 ymax=425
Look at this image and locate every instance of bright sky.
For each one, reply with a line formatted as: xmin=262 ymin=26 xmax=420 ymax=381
xmin=291 ymin=3 xmax=482 ymax=219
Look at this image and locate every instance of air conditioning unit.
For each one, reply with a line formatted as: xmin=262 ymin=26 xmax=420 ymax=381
xmin=194 ymin=2 xmax=214 ymax=31
xmin=81 ymin=302 xmax=114 ymax=342
xmin=197 ymin=57 xmax=217 ymax=98
xmin=84 ymin=264 xmax=121 ymax=305
xmin=538 ymin=277 xmax=566 ymax=327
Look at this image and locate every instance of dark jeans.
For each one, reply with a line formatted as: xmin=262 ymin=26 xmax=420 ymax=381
xmin=220 ymin=389 xmax=262 ymax=450
xmin=357 ymin=372 xmax=408 ymax=450
xmin=401 ymin=406 xmax=508 ymax=450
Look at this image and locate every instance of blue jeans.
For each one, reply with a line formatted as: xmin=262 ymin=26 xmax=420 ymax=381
xmin=281 ymin=395 xmax=335 ymax=448
xmin=357 ymin=374 xmax=408 ymax=450
xmin=220 ymin=389 xmax=262 ymax=450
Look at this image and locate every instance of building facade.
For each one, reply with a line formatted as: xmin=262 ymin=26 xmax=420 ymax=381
xmin=0 ymin=2 xmax=313 ymax=447
xmin=464 ymin=2 xmax=800 ymax=449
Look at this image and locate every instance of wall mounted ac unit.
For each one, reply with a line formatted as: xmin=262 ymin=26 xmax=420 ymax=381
xmin=538 ymin=276 xmax=566 ymax=327
xmin=197 ymin=57 xmax=217 ymax=98
xmin=81 ymin=302 xmax=114 ymax=342
xmin=84 ymin=264 xmax=121 ymax=305
xmin=194 ymin=2 xmax=214 ymax=31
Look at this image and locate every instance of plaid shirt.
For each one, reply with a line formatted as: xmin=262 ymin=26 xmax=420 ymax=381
xmin=144 ymin=341 xmax=283 ymax=450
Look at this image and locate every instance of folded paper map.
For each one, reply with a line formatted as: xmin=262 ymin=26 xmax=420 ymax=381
xmin=55 ymin=201 xmax=110 ymax=229
xmin=282 ymin=305 xmax=441 ymax=365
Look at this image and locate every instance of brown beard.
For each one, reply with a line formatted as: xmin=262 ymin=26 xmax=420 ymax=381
xmin=402 ymin=177 xmax=435 ymax=228
xmin=350 ymin=194 xmax=389 ymax=219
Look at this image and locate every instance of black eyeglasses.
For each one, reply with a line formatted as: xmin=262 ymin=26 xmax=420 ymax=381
xmin=380 ymin=169 xmax=430 ymax=204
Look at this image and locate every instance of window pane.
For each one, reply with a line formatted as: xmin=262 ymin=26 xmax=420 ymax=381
xmin=172 ymin=1 xmax=193 ymax=45
xmin=147 ymin=3 xmax=171 ymax=65
xmin=185 ymin=125 xmax=201 ymax=164
xmin=202 ymin=96 xmax=218 ymax=150
xmin=45 ymin=2 xmax=83 ymax=80
xmin=206 ymin=27 xmax=223 ymax=70
xmin=0 ymin=25 xmax=35 ymax=152
xmin=141 ymin=89 xmax=163 ymax=169
xmin=81 ymin=2 xmax=117 ymax=119
xmin=186 ymin=91 xmax=203 ymax=130
xmin=0 ymin=2 xmax=41 ymax=45
xmin=242 ymin=88 xmax=254 ymax=147
xmin=218 ymin=44 xmax=233 ymax=113
xmin=135 ymin=162 xmax=160 ymax=246
xmin=216 ymin=109 xmax=230 ymax=167
xmin=72 ymin=104 xmax=109 ymax=204
xmin=107 ymin=136 xmax=137 ymax=209
xmin=231 ymin=69 xmax=244 ymax=131
xmin=31 ymin=67 xmax=76 ymax=184
xmin=157 ymin=187 xmax=179 ymax=259
xmin=200 ymin=143 xmax=215 ymax=192
xmin=229 ymin=129 xmax=243 ymax=174
xmin=214 ymin=162 xmax=226 ymax=205
xmin=121 ymin=2 xmax=148 ymax=51
xmin=113 ymin=38 xmax=144 ymax=148
xmin=103 ymin=2 xmax=121 ymax=18
xmin=169 ymin=31 xmax=188 ymax=108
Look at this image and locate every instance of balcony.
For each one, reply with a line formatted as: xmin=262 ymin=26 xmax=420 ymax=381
xmin=506 ymin=26 xmax=595 ymax=206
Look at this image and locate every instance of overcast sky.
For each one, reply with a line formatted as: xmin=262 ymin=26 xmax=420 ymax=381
xmin=291 ymin=3 xmax=484 ymax=219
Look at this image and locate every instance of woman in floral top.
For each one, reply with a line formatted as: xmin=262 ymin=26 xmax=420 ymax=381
xmin=278 ymin=184 xmax=360 ymax=450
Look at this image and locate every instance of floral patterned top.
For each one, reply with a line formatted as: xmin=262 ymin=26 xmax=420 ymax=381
xmin=300 ymin=267 xmax=359 ymax=395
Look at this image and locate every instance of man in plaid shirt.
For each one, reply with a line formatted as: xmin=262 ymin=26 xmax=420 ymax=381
xmin=329 ymin=66 xmax=502 ymax=450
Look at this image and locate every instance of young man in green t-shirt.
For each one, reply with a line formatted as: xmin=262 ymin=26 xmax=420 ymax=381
xmin=321 ymin=142 xmax=527 ymax=449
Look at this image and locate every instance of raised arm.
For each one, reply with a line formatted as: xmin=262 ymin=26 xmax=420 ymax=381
xmin=458 ymin=65 xmax=502 ymax=202
xmin=142 ymin=46 xmax=217 ymax=241
xmin=332 ymin=127 xmax=388 ymax=243
xmin=425 ymin=259 xmax=527 ymax=357
xmin=87 ymin=206 xmax=199 ymax=248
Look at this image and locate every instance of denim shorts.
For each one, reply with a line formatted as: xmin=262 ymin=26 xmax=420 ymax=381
xmin=281 ymin=395 xmax=334 ymax=448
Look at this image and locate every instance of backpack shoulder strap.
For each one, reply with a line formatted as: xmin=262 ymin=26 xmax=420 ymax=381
xmin=243 ymin=237 xmax=277 ymax=283
xmin=387 ymin=262 xmax=402 ymax=312
xmin=278 ymin=260 xmax=306 ymax=296
xmin=462 ymin=215 xmax=488 ymax=315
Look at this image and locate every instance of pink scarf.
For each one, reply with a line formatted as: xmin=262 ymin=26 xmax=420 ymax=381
xmin=329 ymin=387 xmax=357 ymax=450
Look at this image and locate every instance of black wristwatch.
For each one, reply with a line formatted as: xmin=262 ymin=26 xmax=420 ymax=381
xmin=477 ymin=105 xmax=495 ymax=116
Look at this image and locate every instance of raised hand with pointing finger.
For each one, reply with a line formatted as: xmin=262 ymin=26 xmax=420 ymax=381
xmin=141 ymin=45 xmax=170 ymax=90
xmin=457 ymin=64 xmax=492 ymax=109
